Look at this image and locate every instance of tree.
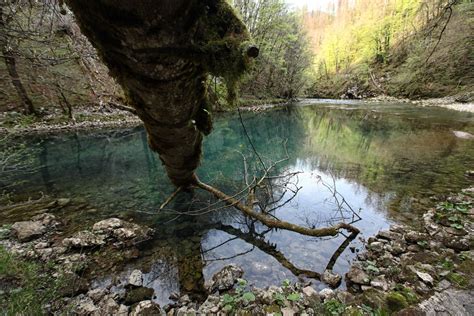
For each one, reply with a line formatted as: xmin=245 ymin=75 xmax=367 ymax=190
xmin=234 ymin=0 xmax=312 ymax=99
xmin=64 ymin=0 xmax=358 ymax=242
xmin=65 ymin=0 xmax=256 ymax=187
xmin=0 ymin=2 xmax=37 ymax=115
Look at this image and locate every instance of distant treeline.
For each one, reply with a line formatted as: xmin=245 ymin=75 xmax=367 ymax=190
xmin=303 ymin=0 xmax=474 ymax=99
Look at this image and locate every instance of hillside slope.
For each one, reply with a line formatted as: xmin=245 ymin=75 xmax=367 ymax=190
xmin=308 ymin=1 xmax=474 ymax=100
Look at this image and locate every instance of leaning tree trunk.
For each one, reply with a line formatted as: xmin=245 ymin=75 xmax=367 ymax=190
xmin=65 ymin=0 xmax=256 ymax=187
xmin=0 ymin=6 xmax=37 ymax=116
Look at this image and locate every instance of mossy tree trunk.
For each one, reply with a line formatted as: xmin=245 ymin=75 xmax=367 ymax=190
xmin=65 ymin=0 xmax=254 ymax=187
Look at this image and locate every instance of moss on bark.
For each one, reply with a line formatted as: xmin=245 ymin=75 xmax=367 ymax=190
xmin=65 ymin=0 xmax=255 ymax=186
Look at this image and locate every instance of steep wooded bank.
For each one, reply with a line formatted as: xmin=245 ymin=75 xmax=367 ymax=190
xmin=306 ymin=0 xmax=474 ymax=100
xmin=0 ymin=0 xmax=311 ymax=125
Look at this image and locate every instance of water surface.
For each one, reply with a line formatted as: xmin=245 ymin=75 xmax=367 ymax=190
xmin=2 ymin=99 xmax=473 ymax=303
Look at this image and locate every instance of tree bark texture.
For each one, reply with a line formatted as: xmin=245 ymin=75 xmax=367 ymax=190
xmin=65 ymin=0 xmax=253 ymax=187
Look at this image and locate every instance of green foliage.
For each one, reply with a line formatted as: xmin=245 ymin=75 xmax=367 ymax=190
xmin=273 ymin=292 xmax=286 ymax=306
xmin=434 ymin=194 xmax=472 ymax=229
xmin=447 ymin=272 xmax=468 ymax=288
xmin=417 ymin=240 xmax=428 ymax=248
xmin=219 ymin=278 xmax=256 ymax=313
xmin=324 ymin=299 xmax=346 ymax=315
xmin=365 ymin=261 xmax=380 ymax=274
xmin=286 ymin=292 xmax=301 ymax=302
xmin=210 ymin=0 xmax=313 ymax=106
xmin=393 ymin=285 xmax=418 ymax=305
xmin=0 ymin=246 xmax=65 ymax=315
xmin=309 ymin=0 xmax=474 ymax=98
xmin=359 ymin=304 xmax=389 ymax=316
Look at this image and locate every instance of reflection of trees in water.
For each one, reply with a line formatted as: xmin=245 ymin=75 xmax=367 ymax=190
xmin=141 ymin=212 xmax=358 ymax=301
xmin=140 ymin=169 xmax=360 ymax=301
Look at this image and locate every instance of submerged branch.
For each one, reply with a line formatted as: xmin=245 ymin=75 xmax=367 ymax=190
xmin=194 ymin=178 xmax=360 ymax=237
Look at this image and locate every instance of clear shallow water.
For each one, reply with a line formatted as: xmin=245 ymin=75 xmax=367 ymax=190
xmin=2 ymin=99 xmax=474 ymax=303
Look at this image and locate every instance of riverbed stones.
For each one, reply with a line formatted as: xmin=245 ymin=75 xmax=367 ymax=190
xmin=62 ymin=230 xmax=106 ymax=248
xmin=129 ymin=300 xmax=161 ymax=316
xmin=319 ymin=288 xmax=335 ymax=300
xmin=11 ymin=220 xmax=46 ymax=242
xmin=207 ymin=264 xmax=244 ymax=293
xmin=415 ymin=271 xmax=434 ymax=286
xmin=302 ymin=286 xmax=319 ymax=299
xmin=96 ymin=296 xmax=121 ymax=314
xmin=389 ymin=239 xmax=407 ymax=255
xmin=370 ymin=275 xmax=389 ymax=291
xmin=322 ymin=269 xmax=342 ymax=288
xmin=128 ymin=269 xmax=144 ymax=287
xmin=346 ymin=266 xmax=370 ymax=286
xmin=368 ymin=241 xmax=384 ymax=252
xmin=436 ymin=279 xmax=452 ymax=291
xmin=124 ymin=287 xmax=154 ymax=305
xmin=377 ymin=230 xmax=402 ymax=241
xmin=405 ymin=231 xmax=428 ymax=244
xmin=92 ymin=218 xmax=123 ymax=233
xmin=197 ymin=295 xmax=220 ymax=314
xmin=418 ymin=288 xmax=474 ymax=315
xmin=442 ymin=237 xmax=470 ymax=252
xmin=72 ymin=295 xmax=98 ymax=315
xmin=87 ymin=288 xmax=107 ymax=303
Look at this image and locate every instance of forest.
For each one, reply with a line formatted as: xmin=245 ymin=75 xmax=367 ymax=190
xmin=0 ymin=0 xmax=473 ymax=315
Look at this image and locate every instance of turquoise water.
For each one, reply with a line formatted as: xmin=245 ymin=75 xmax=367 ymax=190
xmin=1 ymin=99 xmax=473 ymax=303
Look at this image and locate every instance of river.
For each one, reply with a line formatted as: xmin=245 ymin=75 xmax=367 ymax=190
xmin=1 ymin=99 xmax=473 ymax=304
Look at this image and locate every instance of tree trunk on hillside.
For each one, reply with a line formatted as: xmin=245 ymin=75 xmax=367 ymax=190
xmin=65 ymin=0 xmax=255 ymax=187
xmin=0 ymin=6 xmax=37 ymax=116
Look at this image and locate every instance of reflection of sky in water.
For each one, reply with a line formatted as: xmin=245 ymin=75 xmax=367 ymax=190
xmin=199 ymin=159 xmax=392 ymax=294
xmin=2 ymin=100 xmax=473 ymax=305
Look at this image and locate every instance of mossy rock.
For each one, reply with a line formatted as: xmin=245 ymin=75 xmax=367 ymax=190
xmin=393 ymin=285 xmax=418 ymax=305
xmin=386 ymin=292 xmax=408 ymax=312
xmin=358 ymin=289 xmax=386 ymax=310
xmin=447 ymin=272 xmax=468 ymax=288
xmin=124 ymin=287 xmax=155 ymax=305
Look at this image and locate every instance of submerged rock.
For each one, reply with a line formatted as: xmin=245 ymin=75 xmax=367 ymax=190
xmin=93 ymin=218 xmax=154 ymax=246
xmin=207 ymin=264 xmax=244 ymax=293
xmin=62 ymin=230 xmax=106 ymax=248
xmin=453 ymin=131 xmax=474 ymax=139
xmin=11 ymin=220 xmax=46 ymax=242
xmin=92 ymin=218 xmax=123 ymax=233
xmin=124 ymin=287 xmax=155 ymax=305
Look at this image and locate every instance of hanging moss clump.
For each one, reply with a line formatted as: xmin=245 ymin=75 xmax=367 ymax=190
xmin=194 ymin=0 xmax=258 ymax=107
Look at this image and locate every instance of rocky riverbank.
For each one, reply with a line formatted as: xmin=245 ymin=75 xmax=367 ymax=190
xmin=0 ymin=186 xmax=473 ymax=315
xmin=1 ymin=94 xmax=473 ymax=136
xmin=0 ymin=106 xmax=142 ymax=136
xmin=365 ymin=94 xmax=474 ymax=113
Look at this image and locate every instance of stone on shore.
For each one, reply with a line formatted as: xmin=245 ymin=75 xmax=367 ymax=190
xmin=11 ymin=221 xmax=46 ymax=242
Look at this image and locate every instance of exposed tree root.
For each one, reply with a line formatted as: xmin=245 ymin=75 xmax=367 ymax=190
xmin=194 ymin=178 xmax=360 ymax=237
